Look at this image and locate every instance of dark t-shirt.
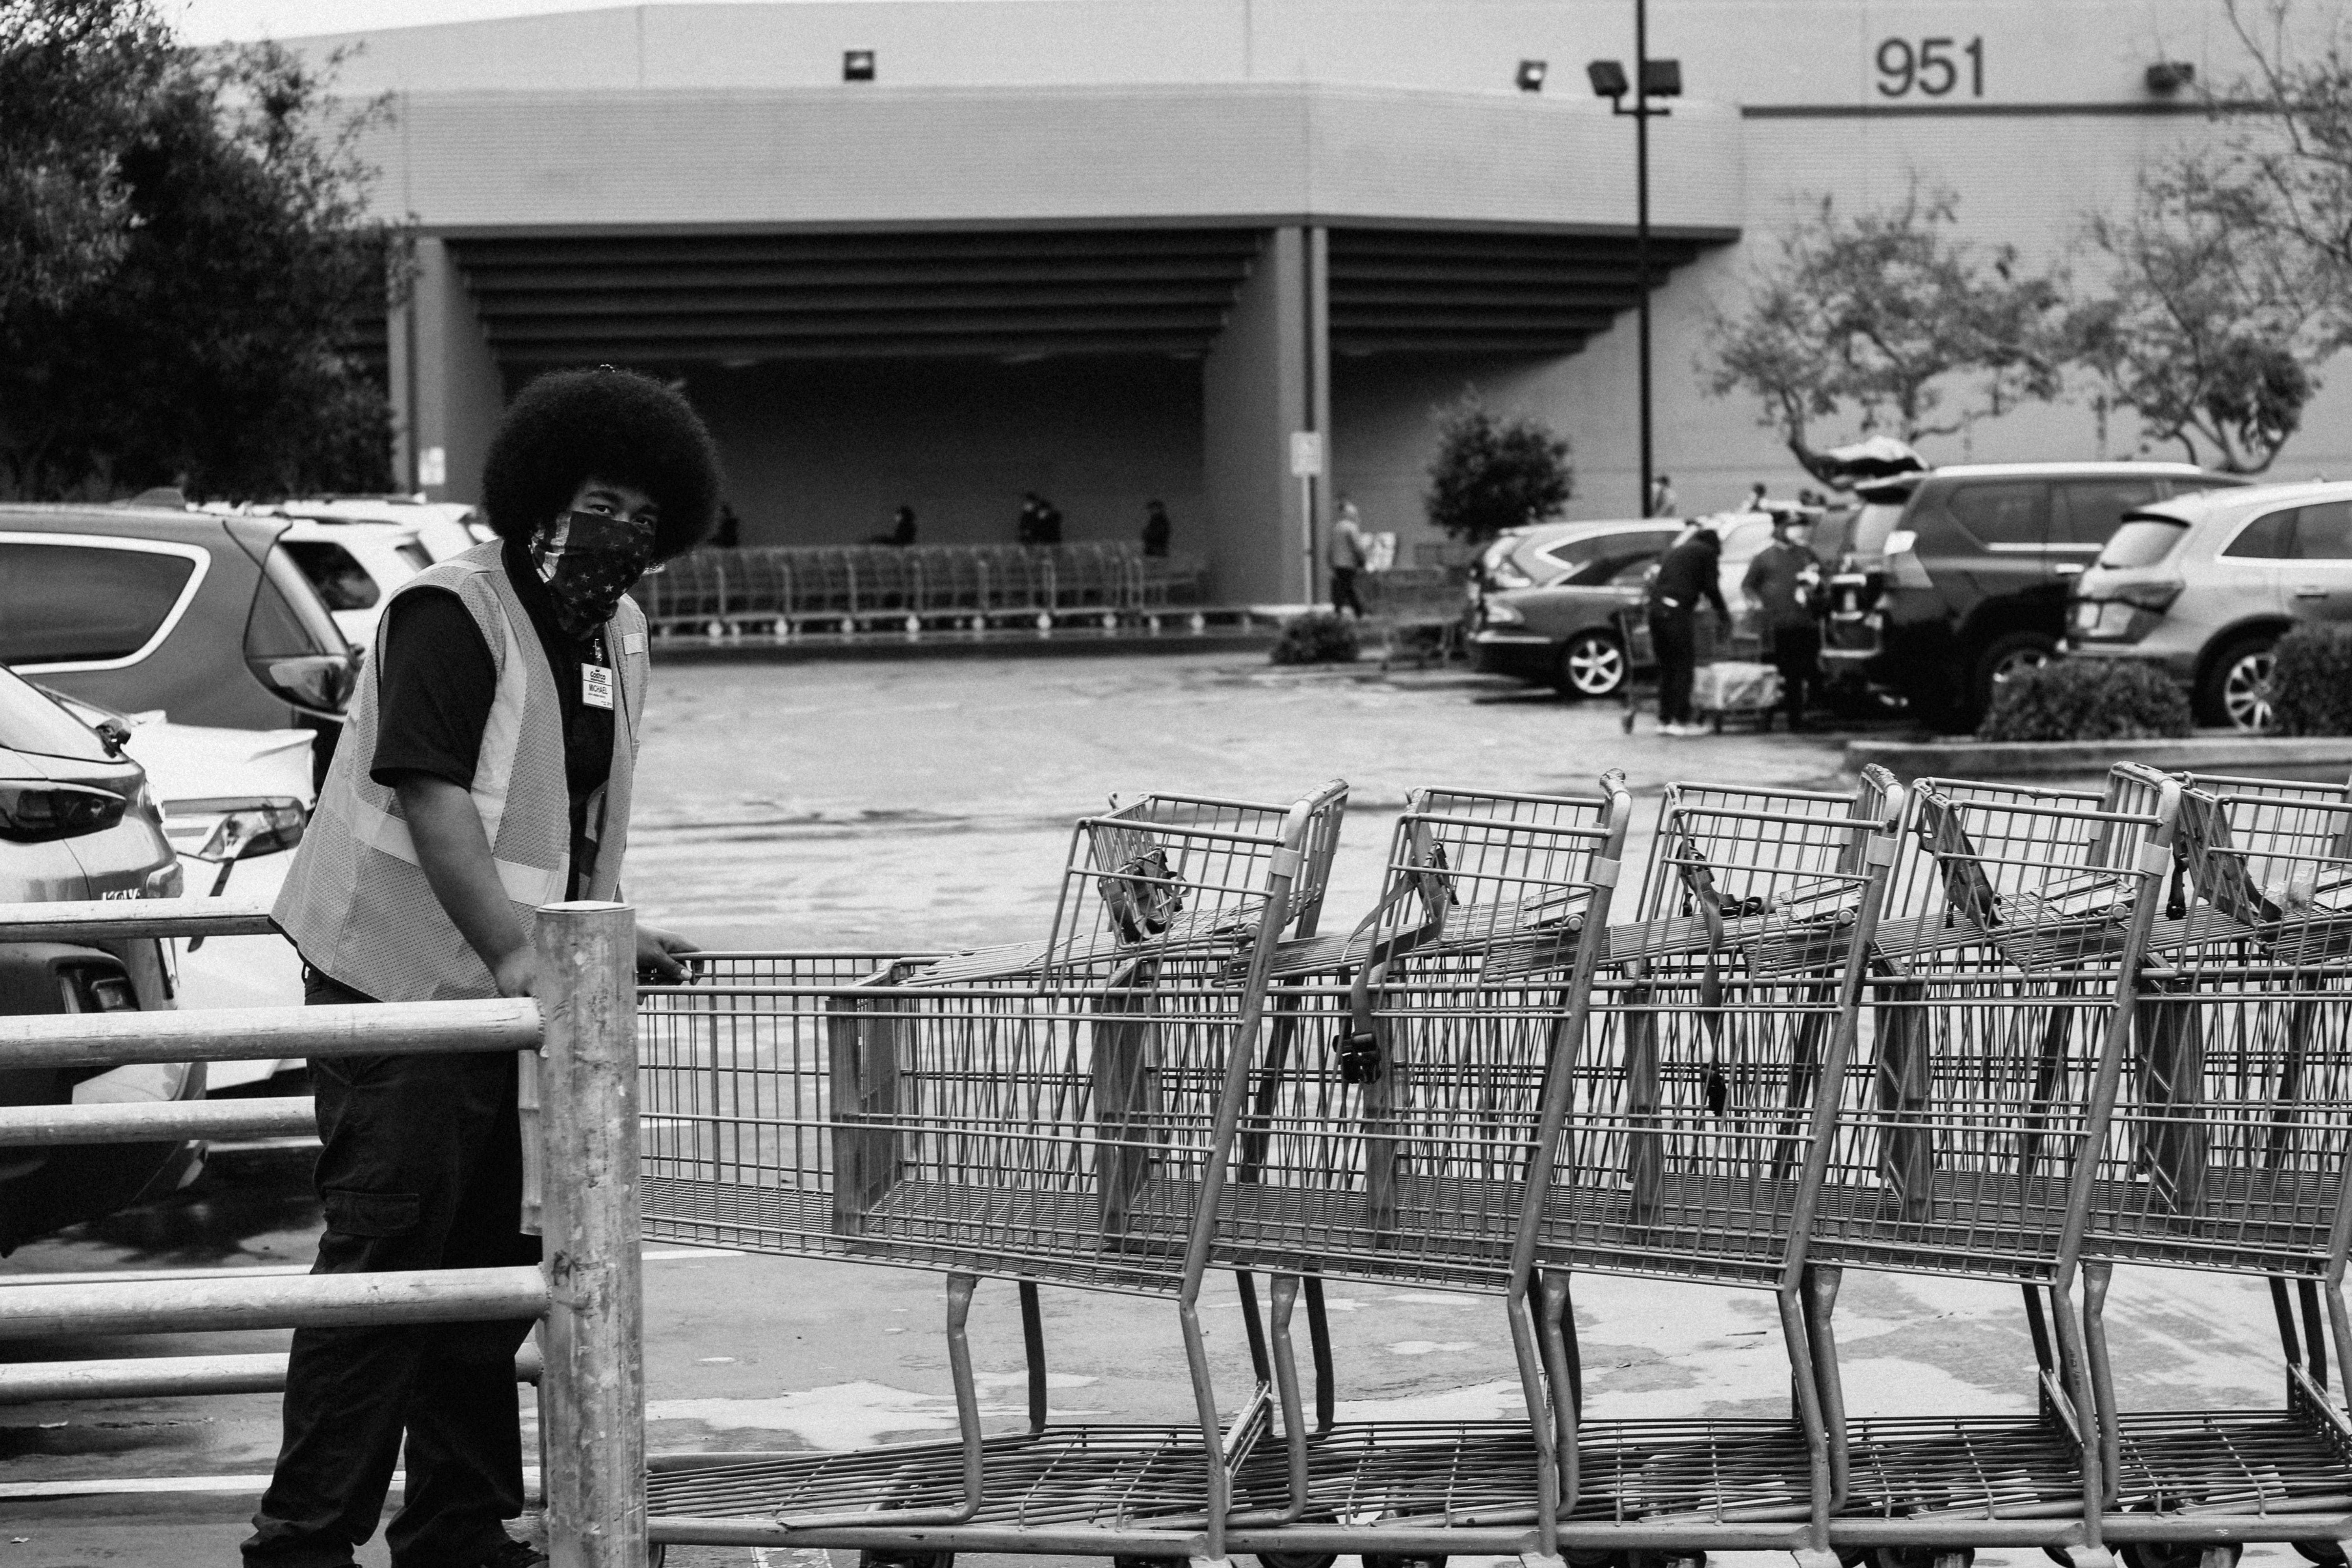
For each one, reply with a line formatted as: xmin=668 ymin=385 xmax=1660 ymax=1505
xmin=1647 ymin=539 xmax=1728 ymax=620
xmin=371 ymin=543 xmax=615 ymax=897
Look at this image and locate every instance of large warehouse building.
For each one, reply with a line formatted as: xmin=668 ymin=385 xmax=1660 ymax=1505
xmin=287 ymin=0 xmax=2339 ymax=603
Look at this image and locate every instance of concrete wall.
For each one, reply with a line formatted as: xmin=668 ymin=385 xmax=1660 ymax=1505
xmin=671 ymin=355 xmax=1203 ymax=551
xmin=396 ymin=238 xmax=505 ymax=504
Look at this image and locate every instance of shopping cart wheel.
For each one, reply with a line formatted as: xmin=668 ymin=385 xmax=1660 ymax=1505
xmin=2294 ymin=1546 xmax=2347 ymax=1566
xmin=1255 ymin=1554 xmax=1339 ymax=1568
xmin=1872 ymin=1549 xmax=1970 ymax=1568
xmin=2124 ymin=1547 xmax=2239 ymax=1568
xmin=862 ymin=1552 xmax=951 ymax=1568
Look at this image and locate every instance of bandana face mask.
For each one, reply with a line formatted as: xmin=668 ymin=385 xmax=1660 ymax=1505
xmin=534 ymin=509 xmax=657 ymax=638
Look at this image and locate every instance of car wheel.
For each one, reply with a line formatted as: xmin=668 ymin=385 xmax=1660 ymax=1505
xmin=1972 ymin=631 xmax=2058 ymax=715
xmin=2198 ymin=634 xmax=2279 ymax=732
xmin=1553 ymin=630 xmax=1628 ymax=699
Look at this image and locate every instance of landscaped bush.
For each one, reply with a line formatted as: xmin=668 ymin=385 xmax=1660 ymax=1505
xmin=1976 ymin=658 xmax=2193 ymax=742
xmin=2272 ymin=624 xmax=2352 ymax=735
xmin=1270 ymin=611 xmax=1361 ymax=665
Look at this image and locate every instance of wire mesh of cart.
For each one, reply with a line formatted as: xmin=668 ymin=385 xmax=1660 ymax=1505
xmin=1798 ymin=768 xmax=2185 ymax=1558
xmin=903 ymin=787 xmax=1350 ymax=987
xmin=2069 ymin=773 xmax=2352 ymax=1563
xmin=638 ymin=781 xmax=1348 ymax=1557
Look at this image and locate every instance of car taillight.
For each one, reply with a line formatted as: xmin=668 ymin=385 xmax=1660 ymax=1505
xmin=0 ymin=780 xmax=128 ymax=842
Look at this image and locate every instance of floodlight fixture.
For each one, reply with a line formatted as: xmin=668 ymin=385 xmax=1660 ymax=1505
xmin=843 ymin=49 xmax=876 ymax=82
xmin=1517 ymin=59 xmax=1549 ymax=92
xmin=1586 ymin=59 xmax=1629 ymax=99
xmin=2145 ymin=60 xmax=2195 ymax=94
xmin=1642 ymin=58 xmax=1682 ymax=97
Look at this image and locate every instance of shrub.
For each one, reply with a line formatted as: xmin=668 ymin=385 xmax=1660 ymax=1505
xmin=1422 ymin=389 xmax=1574 ymax=544
xmin=2273 ymin=623 xmax=2352 ymax=735
xmin=1270 ymin=611 xmax=1360 ymax=666
xmin=1976 ymin=658 xmax=2192 ymax=742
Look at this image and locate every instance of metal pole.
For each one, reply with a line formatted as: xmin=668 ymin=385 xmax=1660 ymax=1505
xmin=1635 ymin=0 xmax=1654 ymax=518
xmin=534 ymin=900 xmax=645 ymax=1568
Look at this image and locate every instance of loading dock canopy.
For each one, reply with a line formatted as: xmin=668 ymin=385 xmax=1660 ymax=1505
xmin=450 ymin=225 xmax=1726 ymax=368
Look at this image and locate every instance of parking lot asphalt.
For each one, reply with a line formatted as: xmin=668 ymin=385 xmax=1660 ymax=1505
xmin=0 ymin=651 xmax=2295 ymax=1568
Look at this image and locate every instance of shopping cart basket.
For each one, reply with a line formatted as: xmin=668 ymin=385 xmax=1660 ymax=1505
xmin=639 ymin=781 xmax=1349 ymax=1564
xmin=2071 ymin=774 xmax=2352 ymax=1568
xmin=1803 ymin=768 xmax=2186 ymax=1567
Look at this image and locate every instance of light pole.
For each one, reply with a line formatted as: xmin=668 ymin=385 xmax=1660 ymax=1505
xmin=1587 ymin=7 xmax=1680 ymax=517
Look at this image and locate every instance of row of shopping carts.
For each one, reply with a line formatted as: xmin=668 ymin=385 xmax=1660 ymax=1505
xmin=634 ymin=761 xmax=2352 ymax=1568
xmin=631 ymin=542 xmax=1210 ymax=638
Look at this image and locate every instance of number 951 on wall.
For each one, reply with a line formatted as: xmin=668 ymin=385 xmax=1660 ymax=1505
xmin=1877 ymin=35 xmax=1985 ymax=98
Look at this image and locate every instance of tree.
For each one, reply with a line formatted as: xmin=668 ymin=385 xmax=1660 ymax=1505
xmin=1704 ymin=187 xmax=2067 ymax=485
xmin=1422 ymin=390 xmax=1573 ymax=544
xmin=2068 ymin=162 xmax=2337 ymax=472
xmin=0 ymin=11 xmax=397 ymax=499
xmin=0 ymin=0 xmax=171 ymax=318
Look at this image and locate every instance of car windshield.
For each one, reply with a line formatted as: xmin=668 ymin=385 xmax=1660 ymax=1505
xmin=0 ymin=664 xmax=113 ymax=763
xmin=2099 ymin=517 xmax=2190 ymax=569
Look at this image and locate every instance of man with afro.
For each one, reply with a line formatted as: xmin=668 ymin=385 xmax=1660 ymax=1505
xmin=257 ymin=367 xmax=721 ymax=1568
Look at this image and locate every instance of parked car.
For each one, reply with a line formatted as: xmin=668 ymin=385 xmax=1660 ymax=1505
xmin=0 ymin=503 xmax=357 ymax=786
xmin=1469 ymin=513 xmax=1779 ymax=698
xmin=2066 ymin=480 xmax=2352 ymax=731
xmin=0 ymin=664 xmax=205 ymax=1255
xmin=1814 ymin=462 xmax=2249 ymax=728
xmin=277 ymin=517 xmax=431 ymax=649
xmin=1476 ymin=518 xmax=1661 ymax=593
xmin=270 ymin=494 xmax=491 ymax=563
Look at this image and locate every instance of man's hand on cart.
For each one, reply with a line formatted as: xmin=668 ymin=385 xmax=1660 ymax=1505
xmin=638 ymin=922 xmax=701 ymax=983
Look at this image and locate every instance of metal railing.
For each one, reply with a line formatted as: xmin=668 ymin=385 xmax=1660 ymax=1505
xmin=0 ymin=896 xmax=645 ymax=1568
xmin=632 ymin=542 xmax=1210 ymax=637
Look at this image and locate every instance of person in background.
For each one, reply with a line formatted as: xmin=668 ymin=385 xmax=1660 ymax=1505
xmin=1017 ymin=492 xmax=1063 ymax=547
xmin=1647 ymin=472 xmax=1677 ymax=518
xmin=873 ymin=505 xmax=916 ymax=547
xmin=1742 ymin=509 xmax=1824 ymax=732
xmin=1330 ymin=498 xmax=1371 ymax=616
xmin=1744 ymin=481 xmax=1769 ymax=512
xmin=711 ymin=500 xmax=740 ymax=548
xmin=1141 ymin=499 xmax=1171 ymax=558
xmin=1646 ymin=525 xmax=1727 ymax=737
xmin=251 ymin=366 xmax=718 ymax=1568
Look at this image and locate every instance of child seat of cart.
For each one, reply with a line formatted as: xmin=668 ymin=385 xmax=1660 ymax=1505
xmin=2175 ymin=782 xmax=2352 ymax=963
xmin=905 ymin=784 xmax=1347 ymax=985
xmin=1601 ymin=814 xmax=1873 ymax=976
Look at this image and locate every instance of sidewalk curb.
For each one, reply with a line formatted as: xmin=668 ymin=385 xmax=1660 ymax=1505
xmin=1846 ymin=734 xmax=2352 ymax=779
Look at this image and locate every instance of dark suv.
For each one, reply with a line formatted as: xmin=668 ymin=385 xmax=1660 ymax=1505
xmin=1817 ymin=463 xmax=2247 ymax=727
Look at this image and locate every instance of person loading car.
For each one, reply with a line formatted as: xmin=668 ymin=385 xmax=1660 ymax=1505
xmin=1742 ymin=510 xmax=1824 ymax=731
xmin=251 ymin=366 xmax=721 ymax=1568
xmin=1646 ymin=525 xmax=1727 ymax=737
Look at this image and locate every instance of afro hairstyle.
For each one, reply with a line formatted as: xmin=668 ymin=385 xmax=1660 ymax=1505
xmin=480 ymin=367 xmax=723 ymax=560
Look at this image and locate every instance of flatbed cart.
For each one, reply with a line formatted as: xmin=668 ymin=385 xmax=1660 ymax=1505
xmin=1211 ymin=773 xmax=1911 ymax=1568
xmin=1799 ymin=768 xmax=2187 ymax=1568
xmin=636 ymin=782 xmax=1353 ymax=1568
xmin=1614 ymin=608 xmax=1780 ymax=735
xmin=2067 ymin=773 xmax=2352 ymax=1568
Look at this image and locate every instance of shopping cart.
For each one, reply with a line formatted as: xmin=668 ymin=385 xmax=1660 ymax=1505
xmin=2071 ymin=773 xmax=2352 ymax=1568
xmin=638 ymin=781 xmax=1350 ymax=1565
xmin=1212 ymin=772 xmax=1909 ymax=1568
xmin=1614 ymin=606 xmax=1774 ymax=735
xmin=1802 ymin=766 xmax=2186 ymax=1567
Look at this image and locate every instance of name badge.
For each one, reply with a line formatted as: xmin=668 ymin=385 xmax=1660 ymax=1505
xmin=582 ymin=664 xmax=615 ymax=710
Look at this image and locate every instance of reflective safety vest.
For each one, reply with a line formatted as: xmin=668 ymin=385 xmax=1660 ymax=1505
xmin=274 ymin=541 xmax=649 ymax=1003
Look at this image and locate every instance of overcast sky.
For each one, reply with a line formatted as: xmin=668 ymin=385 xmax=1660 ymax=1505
xmin=168 ymin=0 xmax=956 ymax=46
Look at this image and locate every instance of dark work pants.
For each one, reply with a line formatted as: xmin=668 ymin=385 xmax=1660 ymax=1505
xmin=1331 ymin=567 xmax=1363 ymax=616
xmin=244 ymin=971 xmax=542 ymax=1568
xmin=1769 ymin=622 xmax=1820 ymax=725
xmin=1650 ymin=608 xmax=1697 ymax=725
